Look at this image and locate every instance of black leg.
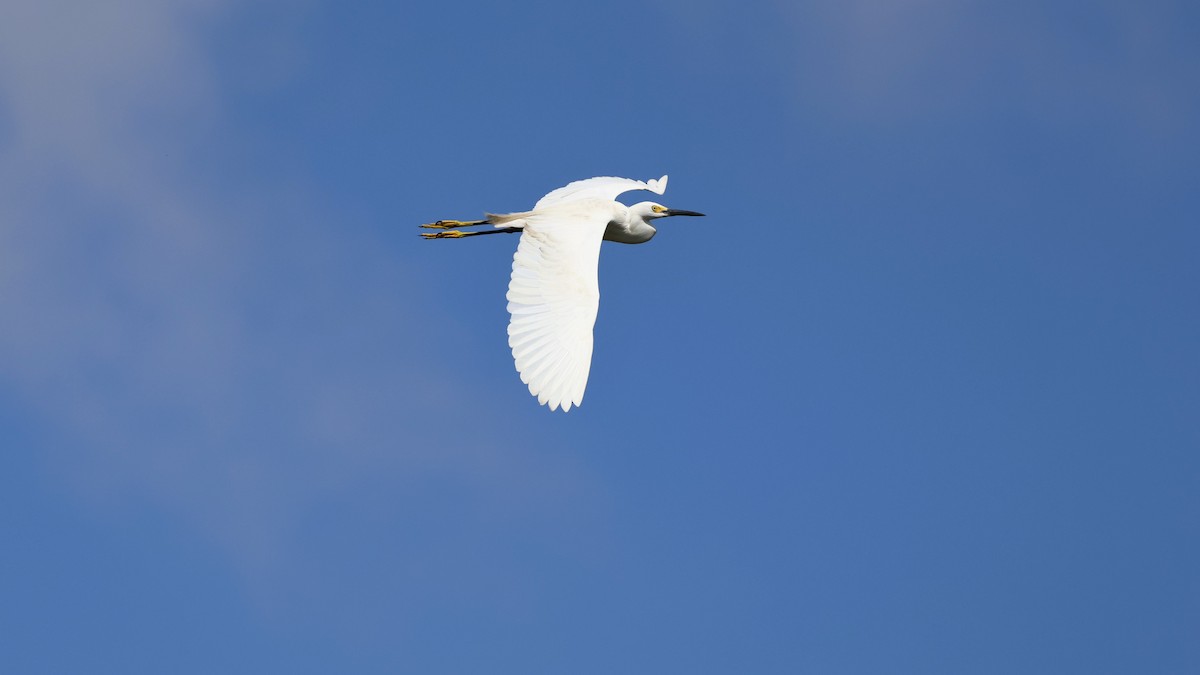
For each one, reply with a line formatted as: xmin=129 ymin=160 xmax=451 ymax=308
xmin=420 ymin=219 xmax=489 ymax=230
xmin=421 ymin=227 xmax=521 ymax=239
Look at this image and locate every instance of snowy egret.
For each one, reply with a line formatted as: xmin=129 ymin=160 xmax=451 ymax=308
xmin=421 ymin=175 xmax=704 ymax=412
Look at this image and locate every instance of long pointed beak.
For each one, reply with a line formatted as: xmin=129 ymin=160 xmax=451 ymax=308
xmin=664 ymin=209 xmax=705 ymax=217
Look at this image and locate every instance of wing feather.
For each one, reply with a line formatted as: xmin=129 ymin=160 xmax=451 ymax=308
xmin=534 ymin=175 xmax=668 ymax=210
xmin=506 ymin=204 xmax=609 ymax=412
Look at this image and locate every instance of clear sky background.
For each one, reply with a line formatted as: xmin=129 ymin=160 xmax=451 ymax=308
xmin=2 ymin=1 xmax=1197 ymax=673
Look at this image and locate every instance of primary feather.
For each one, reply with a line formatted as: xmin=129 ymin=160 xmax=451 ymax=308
xmin=534 ymin=175 xmax=667 ymax=210
xmin=505 ymin=201 xmax=611 ymax=411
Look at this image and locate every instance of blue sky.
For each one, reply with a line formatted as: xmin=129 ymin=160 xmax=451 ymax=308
xmin=1 ymin=1 xmax=1197 ymax=672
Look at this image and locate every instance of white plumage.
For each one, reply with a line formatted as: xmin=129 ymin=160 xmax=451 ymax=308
xmin=421 ymin=175 xmax=704 ymax=412
xmin=533 ymin=175 xmax=667 ymax=210
xmin=504 ymin=201 xmax=610 ymax=411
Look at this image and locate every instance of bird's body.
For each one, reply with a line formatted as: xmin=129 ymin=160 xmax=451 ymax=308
xmin=421 ymin=175 xmax=703 ymax=412
xmin=491 ymin=200 xmax=659 ymax=244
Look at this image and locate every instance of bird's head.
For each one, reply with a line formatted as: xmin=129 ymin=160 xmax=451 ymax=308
xmin=631 ymin=201 xmax=706 ymax=221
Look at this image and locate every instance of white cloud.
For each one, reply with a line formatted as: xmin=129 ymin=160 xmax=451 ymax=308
xmin=652 ymin=0 xmax=1197 ymax=133
xmin=0 ymin=0 xmax=594 ymax=585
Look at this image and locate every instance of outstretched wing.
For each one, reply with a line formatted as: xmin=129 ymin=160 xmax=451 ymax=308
xmin=506 ymin=204 xmax=611 ymax=412
xmin=534 ymin=175 xmax=668 ymax=210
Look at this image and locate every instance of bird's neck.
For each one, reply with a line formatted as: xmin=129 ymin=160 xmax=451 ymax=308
xmin=602 ymin=206 xmax=657 ymax=244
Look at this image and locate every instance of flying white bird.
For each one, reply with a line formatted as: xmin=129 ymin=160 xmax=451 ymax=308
xmin=421 ymin=175 xmax=704 ymax=412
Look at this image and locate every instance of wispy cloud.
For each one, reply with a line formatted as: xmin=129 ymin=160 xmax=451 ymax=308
xmin=0 ymin=0 xmax=594 ymax=584
xmin=792 ymin=1 xmax=1200 ymax=129
xmin=652 ymin=0 xmax=1198 ymax=134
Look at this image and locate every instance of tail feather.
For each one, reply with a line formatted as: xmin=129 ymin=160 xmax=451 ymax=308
xmin=486 ymin=211 xmax=531 ymax=227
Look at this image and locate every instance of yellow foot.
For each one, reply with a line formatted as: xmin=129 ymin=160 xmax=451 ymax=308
xmin=421 ymin=230 xmax=466 ymax=239
xmin=420 ymin=219 xmax=487 ymax=229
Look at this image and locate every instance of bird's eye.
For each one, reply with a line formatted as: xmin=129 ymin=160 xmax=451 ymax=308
xmin=651 ymin=205 xmax=667 ymax=213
